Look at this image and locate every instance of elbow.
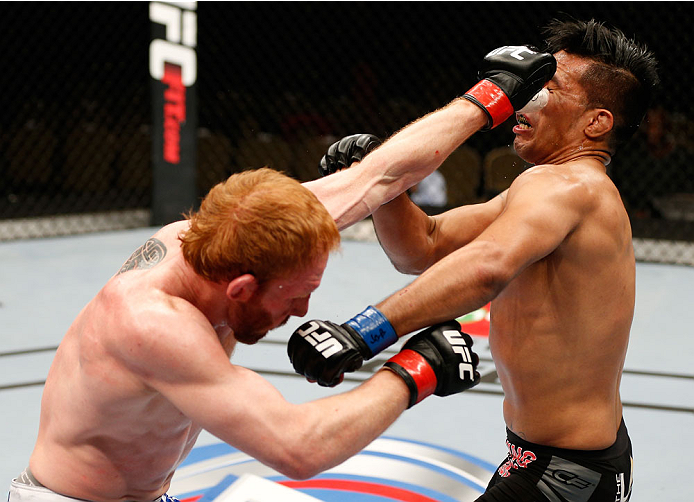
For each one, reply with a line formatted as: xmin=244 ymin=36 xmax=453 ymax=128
xmin=386 ymin=234 xmax=439 ymax=276
xmin=380 ymin=242 xmax=434 ymax=275
xmin=470 ymin=242 xmax=514 ymax=300
xmin=269 ymin=429 xmax=334 ymax=480
xmin=276 ymin=463 xmax=318 ymax=481
xmin=477 ymin=267 xmax=508 ymax=303
xmin=389 ymin=215 xmax=443 ymax=276
xmin=272 ymin=448 xmax=327 ymax=480
xmin=288 ymin=463 xmax=326 ymax=481
xmin=391 ymin=258 xmax=428 ymax=276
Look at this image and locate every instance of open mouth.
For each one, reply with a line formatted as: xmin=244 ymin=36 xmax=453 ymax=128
xmin=516 ymin=114 xmax=532 ymax=129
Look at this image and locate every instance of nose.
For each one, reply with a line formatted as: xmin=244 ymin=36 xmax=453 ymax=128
xmin=291 ymin=296 xmax=310 ymax=317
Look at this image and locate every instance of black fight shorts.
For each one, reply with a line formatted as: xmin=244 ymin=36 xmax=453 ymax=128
xmin=477 ymin=419 xmax=633 ymax=501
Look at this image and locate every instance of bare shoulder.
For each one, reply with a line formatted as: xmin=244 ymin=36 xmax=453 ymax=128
xmin=95 ymin=279 xmax=216 ymax=382
xmin=510 ymin=160 xmax=617 ymax=211
xmin=515 ymin=161 xmax=631 ymax=256
xmin=117 ymin=221 xmax=190 ymax=275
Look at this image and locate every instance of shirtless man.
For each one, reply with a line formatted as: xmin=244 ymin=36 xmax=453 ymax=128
xmin=11 ymin=45 xmax=552 ymax=502
xmin=12 ymin=169 xmax=479 ymax=502
xmin=289 ymin=19 xmax=659 ymax=501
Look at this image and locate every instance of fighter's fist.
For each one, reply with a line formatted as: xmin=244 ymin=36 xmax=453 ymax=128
xmin=318 ymin=133 xmax=381 ymax=177
xmin=288 ymin=306 xmax=398 ymax=386
xmin=288 ymin=320 xmax=370 ymax=387
xmin=463 ymin=45 xmax=556 ymax=130
xmin=383 ymin=321 xmax=480 ymax=408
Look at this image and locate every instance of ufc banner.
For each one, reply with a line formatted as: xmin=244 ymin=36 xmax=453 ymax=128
xmin=149 ymin=1 xmax=198 ymax=225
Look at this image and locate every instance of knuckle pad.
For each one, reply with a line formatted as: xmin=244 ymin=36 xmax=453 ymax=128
xmin=327 ymin=142 xmax=339 ymax=158
xmin=338 ymin=136 xmax=354 ymax=153
xmin=319 ymin=366 xmax=339 ymax=387
xmin=318 ymin=157 xmax=329 ymax=176
xmin=304 ymin=358 xmax=324 ymax=381
xmin=336 ymin=152 xmax=349 ymax=169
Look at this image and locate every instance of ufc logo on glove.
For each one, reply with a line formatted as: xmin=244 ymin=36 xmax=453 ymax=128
xmin=296 ymin=321 xmax=344 ymax=358
xmin=442 ymin=329 xmax=476 ymax=381
xmin=486 ymin=45 xmax=537 ymax=60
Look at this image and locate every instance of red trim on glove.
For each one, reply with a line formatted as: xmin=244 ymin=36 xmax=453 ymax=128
xmin=387 ymin=349 xmax=438 ymax=405
xmin=466 ymin=80 xmax=514 ymax=129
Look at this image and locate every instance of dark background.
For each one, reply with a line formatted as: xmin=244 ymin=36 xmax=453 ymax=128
xmin=1 ymin=2 xmax=693 ymax=247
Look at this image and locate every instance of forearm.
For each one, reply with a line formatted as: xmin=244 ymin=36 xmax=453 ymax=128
xmin=305 ymin=99 xmax=487 ymax=230
xmin=376 ymin=240 xmax=505 ymax=337
xmin=280 ymin=371 xmax=409 ymax=478
xmin=196 ymin=368 xmax=408 ymax=480
xmin=374 ymin=192 xmax=507 ymax=276
xmin=372 ymin=193 xmax=437 ymax=274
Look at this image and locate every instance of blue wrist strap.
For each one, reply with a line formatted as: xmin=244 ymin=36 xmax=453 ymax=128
xmin=345 ymin=306 xmax=398 ymax=356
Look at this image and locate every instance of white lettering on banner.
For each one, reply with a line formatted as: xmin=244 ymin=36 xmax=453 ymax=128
xmin=182 ymin=10 xmax=197 ymax=47
xmin=150 ymin=40 xmax=197 ymax=86
xmin=149 ymin=2 xmax=197 ymax=86
xmin=150 ymin=2 xmax=197 ymax=164
xmin=487 ymin=45 xmax=536 ymax=60
xmin=150 ymin=3 xmax=182 ymax=42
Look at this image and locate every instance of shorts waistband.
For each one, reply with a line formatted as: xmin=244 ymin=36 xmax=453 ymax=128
xmin=18 ymin=467 xmax=45 ymax=487
xmin=12 ymin=469 xmax=179 ymax=502
xmin=506 ymin=418 xmax=630 ymax=461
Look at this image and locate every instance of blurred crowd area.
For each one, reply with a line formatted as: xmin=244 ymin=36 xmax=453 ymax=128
xmin=1 ymin=2 xmax=693 ymax=252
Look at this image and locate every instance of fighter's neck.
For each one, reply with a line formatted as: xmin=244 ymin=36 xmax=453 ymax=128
xmin=166 ymin=255 xmax=230 ymax=328
xmin=174 ymin=266 xmax=237 ymax=351
xmin=533 ymin=144 xmax=612 ymax=169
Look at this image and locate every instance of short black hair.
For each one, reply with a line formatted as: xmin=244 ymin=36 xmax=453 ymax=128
xmin=543 ymin=18 xmax=660 ymax=150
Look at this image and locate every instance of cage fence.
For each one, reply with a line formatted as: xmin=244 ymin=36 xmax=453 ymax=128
xmin=1 ymin=2 xmax=693 ymax=265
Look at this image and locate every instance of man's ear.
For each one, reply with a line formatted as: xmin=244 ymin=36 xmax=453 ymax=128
xmin=226 ymin=274 xmax=258 ymax=302
xmin=585 ymin=109 xmax=614 ymax=140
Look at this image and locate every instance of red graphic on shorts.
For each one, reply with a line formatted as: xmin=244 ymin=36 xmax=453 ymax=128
xmin=498 ymin=440 xmax=537 ymax=477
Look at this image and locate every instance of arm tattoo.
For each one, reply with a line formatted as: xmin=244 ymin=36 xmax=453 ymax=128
xmin=118 ymin=238 xmax=167 ymax=274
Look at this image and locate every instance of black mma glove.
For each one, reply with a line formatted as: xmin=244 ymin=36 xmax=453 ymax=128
xmin=318 ymin=133 xmax=382 ymax=177
xmin=463 ymin=45 xmax=556 ymax=130
xmin=383 ymin=320 xmax=480 ymax=408
xmin=288 ymin=306 xmax=398 ymax=387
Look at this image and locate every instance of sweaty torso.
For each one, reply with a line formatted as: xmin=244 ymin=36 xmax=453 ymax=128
xmin=489 ymin=162 xmax=635 ymax=450
xmin=29 ymin=221 xmax=231 ymax=502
